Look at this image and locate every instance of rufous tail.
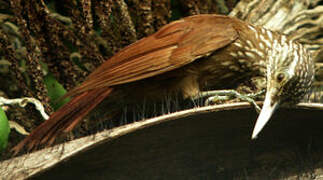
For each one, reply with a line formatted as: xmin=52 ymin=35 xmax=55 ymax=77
xmin=12 ymin=87 xmax=113 ymax=155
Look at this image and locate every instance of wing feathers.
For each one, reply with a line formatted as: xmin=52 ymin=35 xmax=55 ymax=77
xmin=67 ymin=14 xmax=239 ymax=97
xmin=77 ymin=45 xmax=178 ymax=90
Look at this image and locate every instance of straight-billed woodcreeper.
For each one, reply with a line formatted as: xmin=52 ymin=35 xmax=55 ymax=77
xmin=12 ymin=14 xmax=315 ymax=154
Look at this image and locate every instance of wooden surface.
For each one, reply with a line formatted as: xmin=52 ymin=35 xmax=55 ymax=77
xmin=1 ymin=103 xmax=322 ymax=180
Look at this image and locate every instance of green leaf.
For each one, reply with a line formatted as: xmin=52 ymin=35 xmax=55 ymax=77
xmin=0 ymin=106 xmax=10 ymax=152
xmin=44 ymin=73 xmax=70 ymax=110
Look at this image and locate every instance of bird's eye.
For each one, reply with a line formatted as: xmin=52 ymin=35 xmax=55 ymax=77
xmin=276 ymin=73 xmax=285 ymax=82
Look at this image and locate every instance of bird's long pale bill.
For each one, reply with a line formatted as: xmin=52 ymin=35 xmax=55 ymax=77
xmin=251 ymin=90 xmax=279 ymax=139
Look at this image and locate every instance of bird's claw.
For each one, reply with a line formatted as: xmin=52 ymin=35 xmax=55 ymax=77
xmin=205 ymin=95 xmax=230 ymax=105
xmin=195 ymin=89 xmax=265 ymax=113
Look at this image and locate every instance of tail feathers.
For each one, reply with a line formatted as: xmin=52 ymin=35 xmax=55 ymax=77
xmin=12 ymin=87 xmax=113 ymax=155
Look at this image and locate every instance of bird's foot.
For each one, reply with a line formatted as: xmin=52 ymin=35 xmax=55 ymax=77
xmin=194 ymin=89 xmax=265 ymax=113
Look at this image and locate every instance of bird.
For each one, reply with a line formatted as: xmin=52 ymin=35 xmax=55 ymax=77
xmin=12 ymin=14 xmax=315 ymax=154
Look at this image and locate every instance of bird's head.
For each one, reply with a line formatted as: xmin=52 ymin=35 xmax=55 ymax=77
xmin=252 ymin=37 xmax=315 ymax=139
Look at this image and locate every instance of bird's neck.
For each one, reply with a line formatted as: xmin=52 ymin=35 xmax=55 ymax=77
xmin=230 ymin=24 xmax=290 ymax=77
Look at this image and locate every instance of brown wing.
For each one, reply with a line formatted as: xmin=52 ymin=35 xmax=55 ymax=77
xmin=69 ymin=14 xmax=239 ymax=96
